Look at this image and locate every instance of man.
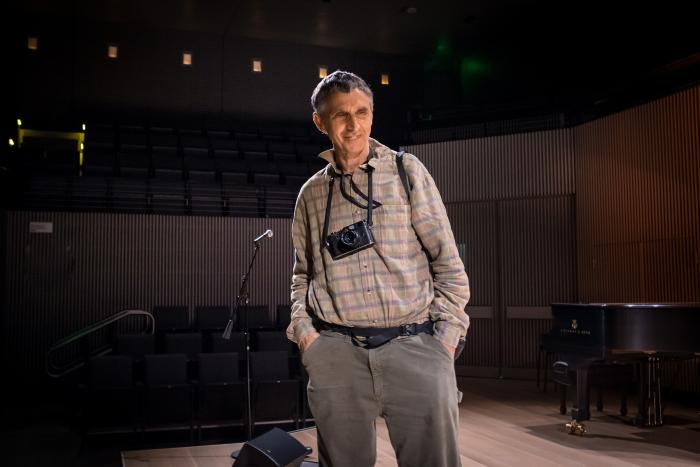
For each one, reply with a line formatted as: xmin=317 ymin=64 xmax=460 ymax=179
xmin=287 ymin=70 xmax=470 ymax=467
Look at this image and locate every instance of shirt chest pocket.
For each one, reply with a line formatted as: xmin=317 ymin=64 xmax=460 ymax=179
xmin=373 ymin=204 xmax=413 ymax=257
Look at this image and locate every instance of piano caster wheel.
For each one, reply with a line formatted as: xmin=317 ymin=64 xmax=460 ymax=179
xmin=565 ymin=420 xmax=587 ymax=435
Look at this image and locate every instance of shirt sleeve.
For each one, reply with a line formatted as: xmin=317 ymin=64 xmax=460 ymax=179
xmin=286 ymin=191 xmax=318 ymax=344
xmin=405 ymin=154 xmax=471 ymax=348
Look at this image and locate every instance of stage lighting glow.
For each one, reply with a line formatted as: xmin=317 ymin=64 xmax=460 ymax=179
xmin=108 ymin=45 xmax=118 ymax=59
xmin=9 ymin=138 xmax=15 ymax=146
xmin=82 ymin=123 xmax=86 ymax=131
xmin=319 ymin=66 xmax=328 ymax=78
xmin=253 ymin=59 xmax=262 ymax=72
xmin=17 ymin=119 xmax=22 ymax=127
xmin=381 ymin=73 xmax=390 ymax=86
xmin=183 ymin=52 xmax=192 ymax=66
xmin=27 ymin=36 xmax=38 ymax=50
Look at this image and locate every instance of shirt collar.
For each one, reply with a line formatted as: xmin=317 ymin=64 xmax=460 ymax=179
xmin=320 ymin=138 xmax=382 ymax=178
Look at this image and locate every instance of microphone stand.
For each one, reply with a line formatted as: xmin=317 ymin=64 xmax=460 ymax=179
xmin=222 ymin=240 xmax=262 ymax=441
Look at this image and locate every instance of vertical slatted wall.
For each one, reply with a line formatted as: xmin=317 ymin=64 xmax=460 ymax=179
xmin=4 ymin=212 xmax=294 ymax=381
xmin=574 ymin=85 xmax=700 ymax=303
xmin=574 ymin=84 xmax=700 ymax=392
xmin=404 ymin=129 xmax=577 ymax=376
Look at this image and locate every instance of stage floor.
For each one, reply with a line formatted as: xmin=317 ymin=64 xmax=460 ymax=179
xmin=122 ymin=377 xmax=700 ymax=467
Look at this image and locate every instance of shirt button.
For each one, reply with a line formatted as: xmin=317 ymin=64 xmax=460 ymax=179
xmin=367 ymin=289 xmax=372 ymax=294
xmin=363 ymin=263 xmax=368 ymax=268
xmin=372 ymin=319 xmax=378 ymax=324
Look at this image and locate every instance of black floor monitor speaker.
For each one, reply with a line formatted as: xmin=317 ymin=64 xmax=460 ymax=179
xmin=232 ymin=427 xmax=310 ymax=467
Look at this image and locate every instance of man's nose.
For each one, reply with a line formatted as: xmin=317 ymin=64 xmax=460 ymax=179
xmin=346 ymin=115 xmax=356 ymax=130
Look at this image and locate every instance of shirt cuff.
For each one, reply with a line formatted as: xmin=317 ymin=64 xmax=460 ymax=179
xmin=288 ymin=318 xmax=317 ymax=345
xmin=433 ymin=320 xmax=463 ymax=349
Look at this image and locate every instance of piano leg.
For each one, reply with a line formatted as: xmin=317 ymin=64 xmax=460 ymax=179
xmin=635 ymin=356 xmax=663 ymax=427
xmin=571 ymin=366 xmax=591 ymax=422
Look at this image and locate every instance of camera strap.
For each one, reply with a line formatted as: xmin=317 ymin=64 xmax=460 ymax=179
xmin=322 ymin=167 xmax=376 ymax=248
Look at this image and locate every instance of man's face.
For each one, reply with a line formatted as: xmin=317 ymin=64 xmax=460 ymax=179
xmin=313 ymin=88 xmax=373 ymax=158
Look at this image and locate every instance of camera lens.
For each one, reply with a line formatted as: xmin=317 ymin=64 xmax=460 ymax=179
xmin=340 ymin=229 xmax=358 ymax=248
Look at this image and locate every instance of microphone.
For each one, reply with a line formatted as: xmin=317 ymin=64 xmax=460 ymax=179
xmin=254 ymin=229 xmax=274 ymax=243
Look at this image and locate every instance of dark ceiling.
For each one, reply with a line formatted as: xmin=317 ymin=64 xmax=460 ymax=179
xmin=16 ymin=0 xmax=700 ymax=119
xmin=18 ymin=0 xmax=699 ymax=58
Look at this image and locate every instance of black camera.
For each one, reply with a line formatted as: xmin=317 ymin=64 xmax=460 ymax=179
xmin=326 ymin=220 xmax=376 ymax=260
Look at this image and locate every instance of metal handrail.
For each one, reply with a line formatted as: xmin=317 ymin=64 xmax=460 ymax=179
xmin=46 ymin=309 xmax=154 ymax=378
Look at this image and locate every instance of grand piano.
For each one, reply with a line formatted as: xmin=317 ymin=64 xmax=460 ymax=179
xmin=543 ymin=303 xmax=700 ymax=434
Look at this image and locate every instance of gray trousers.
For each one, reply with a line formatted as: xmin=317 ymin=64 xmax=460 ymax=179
xmin=302 ymin=330 xmax=461 ymax=467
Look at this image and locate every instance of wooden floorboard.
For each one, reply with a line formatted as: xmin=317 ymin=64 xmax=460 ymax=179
xmin=122 ymin=377 xmax=700 ymax=466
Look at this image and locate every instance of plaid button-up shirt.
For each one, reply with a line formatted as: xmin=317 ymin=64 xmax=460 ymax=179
xmin=287 ymin=138 xmax=470 ymax=348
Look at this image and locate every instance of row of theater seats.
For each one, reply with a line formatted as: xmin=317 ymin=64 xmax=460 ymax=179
xmin=83 ymin=350 xmax=304 ymax=440
xmin=12 ymin=119 xmax=330 ymax=216
xmin=20 ymin=175 xmax=298 ymax=216
xmin=81 ymin=304 xmax=305 ymax=438
xmin=147 ymin=304 xmax=291 ymax=332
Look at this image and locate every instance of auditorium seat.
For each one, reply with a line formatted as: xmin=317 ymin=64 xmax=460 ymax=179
xmin=255 ymin=330 xmax=295 ymax=353
xmin=264 ymin=186 xmax=296 ymax=217
xmin=82 ymin=151 xmax=117 ymax=177
xmin=259 ymin=124 xmax=285 ymax=141
xmin=164 ymin=332 xmax=203 ymax=360
xmin=180 ymin=134 xmax=209 ymax=150
xmin=149 ymin=128 xmax=178 ymax=150
xmin=116 ymin=333 xmax=155 ymax=363
xmin=117 ymin=151 xmax=151 ymax=178
xmin=249 ymin=351 xmax=300 ymax=428
xmin=295 ymin=143 xmax=321 ymax=161
xmin=22 ymin=175 xmax=72 ymax=210
xmin=222 ymin=184 xmax=260 ymax=217
xmin=83 ymin=355 xmax=137 ymax=434
xmin=111 ymin=178 xmax=150 ymax=212
xmin=284 ymin=174 xmax=309 ymax=191
xmin=118 ymin=127 xmax=148 ymax=153
xmin=276 ymin=305 xmax=292 ymax=330
xmin=196 ymin=352 xmax=245 ymax=439
xmin=188 ymin=169 xmax=217 ymax=184
xmin=152 ymin=305 xmax=191 ymax=332
xmin=190 ymin=194 xmax=224 ymax=216
xmin=216 ymin=155 xmax=248 ymax=177
xmin=150 ymin=180 xmax=188 ymax=214
xmin=71 ymin=176 xmax=110 ymax=211
xmin=239 ymin=140 xmax=269 ymax=161
xmin=183 ymin=147 xmax=215 ymax=178
xmin=195 ymin=305 xmax=232 ymax=331
xmin=84 ymin=126 xmax=117 ymax=154
xmin=233 ymin=125 xmax=259 ymax=141
xmin=221 ymin=171 xmax=249 ymax=186
xmin=210 ymin=332 xmax=247 ymax=359
xmin=285 ymin=125 xmax=312 ymax=143
xmin=236 ymin=305 xmax=273 ymax=330
xmin=143 ymin=354 xmax=193 ymax=437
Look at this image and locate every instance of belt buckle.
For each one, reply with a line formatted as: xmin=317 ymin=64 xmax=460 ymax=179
xmin=399 ymin=323 xmax=416 ymax=336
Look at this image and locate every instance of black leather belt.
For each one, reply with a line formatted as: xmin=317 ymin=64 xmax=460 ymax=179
xmin=319 ymin=320 xmax=434 ymax=349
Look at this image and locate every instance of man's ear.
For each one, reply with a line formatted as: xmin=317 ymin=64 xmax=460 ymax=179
xmin=312 ymin=112 xmax=327 ymax=135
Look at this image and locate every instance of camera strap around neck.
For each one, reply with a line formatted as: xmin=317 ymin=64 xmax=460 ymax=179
xmin=322 ymin=166 xmax=376 ymax=249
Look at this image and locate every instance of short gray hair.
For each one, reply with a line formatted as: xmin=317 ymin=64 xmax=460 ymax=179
xmin=311 ymin=70 xmax=374 ymax=115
